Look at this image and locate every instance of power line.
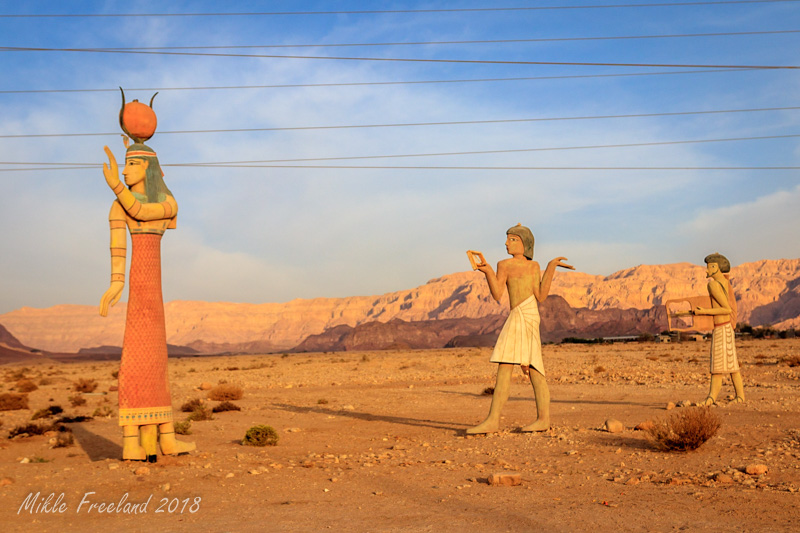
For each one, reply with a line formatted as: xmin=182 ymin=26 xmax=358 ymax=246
xmin=3 ymin=46 xmax=797 ymax=69
xmin=0 ymin=69 xmax=757 ymax=95
xmin=3 ymin=133 xmax=798 ymax=168
xmin=5 ymin=30 xmax=795 ymax=54
xmin=177 ymin=134 xmax=800 ymax=165
xmin=2 ymin=106 xmax=797 ymax=139
xmin=1 ymin=165 xmax=795 ymax=172
xmin=1 ymin=1 xmax=796 ymax=18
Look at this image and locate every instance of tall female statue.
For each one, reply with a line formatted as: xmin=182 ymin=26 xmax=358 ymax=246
xmin=99 ymin=92 xmax=195 ymax=461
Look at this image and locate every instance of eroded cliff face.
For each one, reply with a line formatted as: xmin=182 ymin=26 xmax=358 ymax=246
xmin=1 ymin=259 xmax=798 ymax=353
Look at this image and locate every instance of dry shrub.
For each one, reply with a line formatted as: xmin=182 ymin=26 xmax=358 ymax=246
xmin=38 ymin=378 xmax=54 ymax=386
xmin=8 ymin=422 xmax=63 ymax=438
xmin=208 ymin=384 xmax=243 ymax=401
xmin=594 ymin=365 xmax=606 ymax=373
xmin=56 ymin=415 xmax=92 ymax=423
xmin=31 ymin=405 xmax=63 ymax=420
xmin=16 ymin=379 xmax=38 ymax=393
xmin=186 ymin=406 xmax=213 ymax=422
xmin=317 ymin=399 xmax=329 ymax=405
xmin=52 ymin=432 xmax=74 ymax=448
xmin=0 ymin=393 xmax=29 ymax=411
xmin=647 ymin=407 xmax=721 ymax=451
xmin=92 ymin=406 xmax=113 ymax=418
xmin=482 ymin=387 xmax=495 ymax=396
xmin=180 ymin=398 xmax=205 ymax=413
xmin=242 ymin=425 xmax=278 ymax=447
xmin=68 ymin=395 xmax=86 ymax=407
xmin=175 ymin=420 xmax=193 ymax=435
xmin=782 ymin=355 xmax=800 ymax=367
xmin=212 ymin=401 xmax=241 ymax=413
xmin=74 ymin=379 xmax=97 ymax=393
xmin=4 ymin=369 xmax=27 ymax=382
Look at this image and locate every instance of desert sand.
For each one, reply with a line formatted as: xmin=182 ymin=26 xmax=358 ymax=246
xmin=2 ymin=339 xmax=800 ymax=532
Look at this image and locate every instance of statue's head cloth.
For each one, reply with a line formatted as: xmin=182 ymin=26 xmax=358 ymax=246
xmin=704 ymin=252 xmax=731 ymax=273
xmin=125 ymin=143 xmax=172 ymax=203
xmin=507 ymin=223 xmax=535 ymax=260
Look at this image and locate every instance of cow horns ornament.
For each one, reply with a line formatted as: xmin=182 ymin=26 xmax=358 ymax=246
xmin=119 ymin=87 xmax=158 ymax=143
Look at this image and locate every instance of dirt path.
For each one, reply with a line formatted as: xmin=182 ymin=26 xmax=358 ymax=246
xmin=2 ymin=339 xmax=800 ymax=531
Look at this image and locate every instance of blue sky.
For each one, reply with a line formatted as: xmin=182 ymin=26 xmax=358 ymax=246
xmin=1 ymin=0 xmax=799 ymax=314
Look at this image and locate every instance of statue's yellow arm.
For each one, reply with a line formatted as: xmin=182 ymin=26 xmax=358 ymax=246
xmin=109 ymin=200 xmax=127 ymax=282
xmin=110 ymin=183 xmax=178 ymax=221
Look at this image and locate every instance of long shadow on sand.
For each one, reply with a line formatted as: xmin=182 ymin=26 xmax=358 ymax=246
xmin=437 ymin=390 xmax=657 ymax=407
xmin=67 ymin=423 xmax=122 ymax=461
xmin=270 ymin=403 xmax=465 ymax=433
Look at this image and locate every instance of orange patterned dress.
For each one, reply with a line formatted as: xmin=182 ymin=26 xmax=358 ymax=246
xmin=118 ymin=230 xmax=173 ymax=426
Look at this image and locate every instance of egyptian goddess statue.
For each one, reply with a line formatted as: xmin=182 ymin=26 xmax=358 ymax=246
xmin=99 ymin=91 xmax=195 ymax=461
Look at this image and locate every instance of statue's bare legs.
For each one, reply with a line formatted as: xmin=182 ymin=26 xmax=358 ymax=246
xmin=700 ymin=371 xmax=745 ymax=406
xmin=159 ymin=422 xmax=196 ymax=455
xmin=466 ymin=363 xmax=512 ymax=434
xmin=730 ymin=371 xmax=745 ymax=402
xmin=521 ymin=368 xmax=550 ymax=432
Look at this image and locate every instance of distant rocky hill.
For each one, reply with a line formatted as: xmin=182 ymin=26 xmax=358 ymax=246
xmin=0 ymin=323 xmax=49 ymax=364
xmin=1 ymin=259 xmax=797 ymax=354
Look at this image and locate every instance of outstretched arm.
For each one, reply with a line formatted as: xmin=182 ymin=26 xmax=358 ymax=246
xmin=477 ymin=261 xmax=508 ymax=302
xmin=537 ymin=256 xmax=574 ymax=301
xmin=100 ymin=201 xmax=126 ymax=317
xmin=103 ymin=146 xmax=178 ymax=221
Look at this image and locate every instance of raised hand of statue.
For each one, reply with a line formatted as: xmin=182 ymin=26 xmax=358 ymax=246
xmin=100 ymin=280 xmax=124 ymax=317
xmin=548 ymin=256 xmax=575 ymax=271
xmin=476 ymin=262 xmax=494 ymax=275
xmin=102 ymin=145 xmax=121 ymax=190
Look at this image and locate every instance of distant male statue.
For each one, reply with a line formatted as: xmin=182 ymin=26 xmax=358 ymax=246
xmin=466 ymin=224 xmax=573 ymax=434
xmin=99 ymin=90 xmax=195 ymax=461
xmin=692 ymin=253 xmax=745 ymax=406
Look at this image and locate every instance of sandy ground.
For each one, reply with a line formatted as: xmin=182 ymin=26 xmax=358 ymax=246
xmin=1 ymin=338 xmax=800 ymax=532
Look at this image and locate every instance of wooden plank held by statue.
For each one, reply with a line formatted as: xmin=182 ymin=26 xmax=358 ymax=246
xmin=664 ymin=295 xmax=715 ymax=333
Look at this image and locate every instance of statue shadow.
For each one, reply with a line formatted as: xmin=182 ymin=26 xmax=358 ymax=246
xmin=67 ymin=423 xmax=122 ymax=462
xmin=437 ymin=390 xmax=657 ymax=408
xmin=270 ymin=403 xmax=465 ymax=433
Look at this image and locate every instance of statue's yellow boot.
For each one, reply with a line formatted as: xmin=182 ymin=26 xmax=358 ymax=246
xmin=159 ymin=422 xmax=196 ymax=455
xmin=122 ymin=425 xmax=146 ymax=461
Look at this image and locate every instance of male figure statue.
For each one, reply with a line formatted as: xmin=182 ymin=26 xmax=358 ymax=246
xmin=692 ymin=253 xmax=744 ymax=406
xmin=467 ymin=224 xmax=573 ymax=434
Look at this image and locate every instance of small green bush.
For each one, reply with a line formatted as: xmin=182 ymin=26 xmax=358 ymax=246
xmin=174 ymin=420 xmax=193 ymax=435
xmin=242 ymin=425 xmax=279 ymax=447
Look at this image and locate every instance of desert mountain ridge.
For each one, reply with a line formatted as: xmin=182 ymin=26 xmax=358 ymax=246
xmin=1 ymin=258 xmax=798 ymax=354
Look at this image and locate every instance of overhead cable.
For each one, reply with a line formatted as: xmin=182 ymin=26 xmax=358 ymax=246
xmin=3 ymin=133 xmax=799 ymax=168
xmin=1 ymin=1 xmax=797 ymax=18
xmin=2 ymin=46 xmax=797 ymax=69
xmin=2 ymin=106 xmax=797 ymax=139
xmin=0 ymin=69 xmax=757 ymax=95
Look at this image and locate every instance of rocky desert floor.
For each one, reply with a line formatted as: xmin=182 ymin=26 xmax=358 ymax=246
xmin=1 ymin=338 xmax=800 ymax=532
